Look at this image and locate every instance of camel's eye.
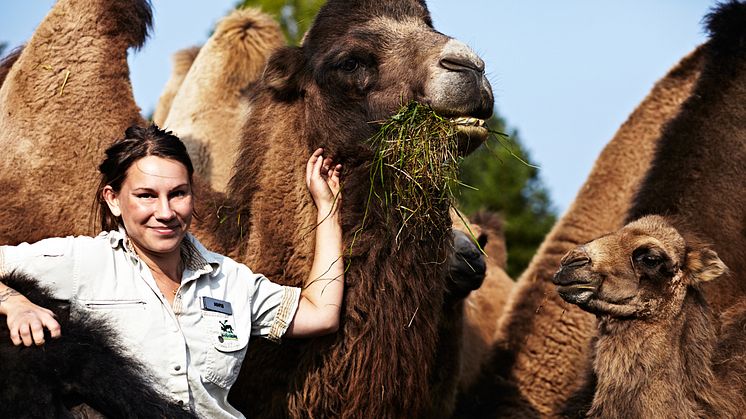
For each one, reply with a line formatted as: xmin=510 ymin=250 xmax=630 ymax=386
xmin=640 ymin=255 xmax=662 ymax=268
xmin=340 ymin=58 xmax=359 ymax=72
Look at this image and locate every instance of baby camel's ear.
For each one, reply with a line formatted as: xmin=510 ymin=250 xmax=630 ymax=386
xmin=686 ymin=247 xmax=728 ymax=284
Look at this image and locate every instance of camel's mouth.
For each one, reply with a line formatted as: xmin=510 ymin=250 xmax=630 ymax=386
xmin=556 ymin=283 xmax=597 ymax=306
xmin=451 ymin=117 xmax=488 ymax=155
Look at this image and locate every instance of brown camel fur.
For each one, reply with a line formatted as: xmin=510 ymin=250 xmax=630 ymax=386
xmin=193 ymin=1 xmax=493 ymax=416
xmin=454 ymin=42 xmax=706 ymax=418
xmin=554 ymin=215 xmax=746 ymax=418
xmin=163 ymin=8 xmax=285 ymax=192
xmin=152 ymin=46 xmax=200 ymax=126
xmin=0 ymin=0 xmax=149 ymax=245
xmin=626 ymin=0 xmax=746 ymax=313
xmin=455 ymin=211 xmax=514 ymax=392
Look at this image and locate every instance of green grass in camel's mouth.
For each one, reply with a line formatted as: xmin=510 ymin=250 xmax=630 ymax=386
xmin=364 ymin=101 xmax=462 ymax=241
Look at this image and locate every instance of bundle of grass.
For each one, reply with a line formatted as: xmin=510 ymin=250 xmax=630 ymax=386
xmin=365 ymin=101 xmax=462 ymax=243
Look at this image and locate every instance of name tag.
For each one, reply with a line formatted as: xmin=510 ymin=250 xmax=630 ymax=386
xmin=201 ymin=297 xmax=233 ymax=315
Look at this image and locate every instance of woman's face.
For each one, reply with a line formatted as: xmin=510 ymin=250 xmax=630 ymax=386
xmin=104 ymin=156 xmax=193 ymax=257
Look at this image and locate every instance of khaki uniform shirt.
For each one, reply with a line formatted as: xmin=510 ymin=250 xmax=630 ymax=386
xmin=0 ymin=229 xmax=300 ymax=418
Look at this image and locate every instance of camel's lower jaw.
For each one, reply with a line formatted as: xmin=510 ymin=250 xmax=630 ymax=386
xmin=452 ymin=118 xmax=488 ymax=155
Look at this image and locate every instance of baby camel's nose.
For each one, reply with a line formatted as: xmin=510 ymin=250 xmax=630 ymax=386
xmin=560 ymin=247 xmax=591 ymax=269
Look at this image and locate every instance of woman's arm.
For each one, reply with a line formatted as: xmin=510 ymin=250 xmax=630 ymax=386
xmin=285 ymin=148 xmax=344 ymax=337
xmin=0 ymin=281 xmax=61 ymax=346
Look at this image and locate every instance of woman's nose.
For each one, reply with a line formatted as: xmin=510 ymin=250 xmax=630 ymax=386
xmin=154 ymin=197 xmax=176 ymax=220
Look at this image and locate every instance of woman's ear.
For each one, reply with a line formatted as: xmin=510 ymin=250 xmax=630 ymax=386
xmin=102 ymin=186 xmax=122 ymax=217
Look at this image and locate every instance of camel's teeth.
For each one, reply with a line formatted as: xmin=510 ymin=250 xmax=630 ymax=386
xmin=452 ymin=117 xmax=485 ymax=127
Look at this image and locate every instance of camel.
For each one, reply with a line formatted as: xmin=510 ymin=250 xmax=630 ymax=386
xmin=162 ymin=8 xmax=285 ymax=192
xmin=453 ymin=211 xmax=514 ymax=392
xmin=553 ymin=215 xmax=746 ymax=418
xmin=454 ymin=45 xmax=705 ymax=419
xmin=0 ymin=0 xmax=493 ymax=417
xmin=0 ymin=0 xmax=148 ymax=244
xmin=204 ymin=1 xmax=493 ymax=416
xmin=0 ymin=271 xmax=198 ymax=418
xmin=152 ymin=46 xmax=199 ymax=127
xmin=456 ymin=2 xmax=745 ymax=416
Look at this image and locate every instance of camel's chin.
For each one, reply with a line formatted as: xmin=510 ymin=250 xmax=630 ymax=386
xmin=454 ymin=122 xmax=488 ymax=155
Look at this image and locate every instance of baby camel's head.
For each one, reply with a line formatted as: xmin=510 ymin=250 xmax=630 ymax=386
xmin=553 ymin=215 xmax=727 ymax=319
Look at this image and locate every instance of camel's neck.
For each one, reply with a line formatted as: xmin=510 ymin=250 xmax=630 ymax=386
xmin=589 ymin=289 xmax=719 ymax=418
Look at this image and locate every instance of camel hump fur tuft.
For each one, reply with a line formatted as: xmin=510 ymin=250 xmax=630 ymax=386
xmin=0 ymin=46 xmax=23 ymax=89
xmin=163 ymin=7 xmax=285 ymax=192
xmin=0 ymin=0 xmax=149 ymax=243
xmin=554 ymin=215 xmax=746 ymax=418
xmin=152 ymin=46 xmax=200 ymax=127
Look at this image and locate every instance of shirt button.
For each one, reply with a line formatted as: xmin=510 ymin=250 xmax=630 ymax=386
xmin=174 ymin=365 xmax=182 ymax=371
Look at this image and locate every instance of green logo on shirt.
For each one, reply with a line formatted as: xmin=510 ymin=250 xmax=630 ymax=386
xmin=218 ymin=320 xmax=238 ymax=342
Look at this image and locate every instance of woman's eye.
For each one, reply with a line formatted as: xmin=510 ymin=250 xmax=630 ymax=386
xmin=137 ymin=193 xmax=155 ymax=199
xmin=340 ymin=58 xmax=359 ymax=72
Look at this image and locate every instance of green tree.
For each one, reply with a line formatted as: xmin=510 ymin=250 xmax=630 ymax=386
xmin=236 ymin=0 xmax=324 ymax=45
xmin=457 ymin=115 xmax=557 ymax=278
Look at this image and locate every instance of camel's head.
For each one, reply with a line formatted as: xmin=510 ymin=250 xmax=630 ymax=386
xmin=259 ymin=0 xmax=493 ymax=158
xmin=552 ymin=215 xmax=727 ymax=319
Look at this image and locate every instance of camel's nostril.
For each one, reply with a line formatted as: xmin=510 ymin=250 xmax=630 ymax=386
xmin=564 ymin=256 xmax=591 ymax=268
xmin=439 ymin=57 xmax=484 ymax=74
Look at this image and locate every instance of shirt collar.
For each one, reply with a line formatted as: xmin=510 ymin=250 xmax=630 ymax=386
xmin=106 ymin=227 xmax=222 ymax=279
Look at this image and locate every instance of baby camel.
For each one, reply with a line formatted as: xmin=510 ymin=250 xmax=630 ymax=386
xmin=553 ymin=215 xmax=746 ymax=419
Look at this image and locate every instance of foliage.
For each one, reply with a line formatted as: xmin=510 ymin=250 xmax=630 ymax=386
xmin=367 ymin=102 xmax=460 ymax=241
xmin=0 ymin=42 xmax=7 ymax=57
xmin=235 ymin=0 xmax=324 ymax=45
xmin=457 ymin=115 xmax=557 ymax=278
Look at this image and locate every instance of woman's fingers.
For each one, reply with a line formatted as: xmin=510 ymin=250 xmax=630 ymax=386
xmin=306 ymin=148 xmax=324 ymax=186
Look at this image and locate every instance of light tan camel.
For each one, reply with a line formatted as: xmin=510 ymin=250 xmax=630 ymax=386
xmin=162 ymin=8 xmax=285 ymax=191
xmin=0 ymin=0 xmax=148 ymax=244
xmin=454 ymin=43 xmax=706 ymax=419
xmin=152 ymin=46 xmax=199 ymax=126
xmin=554 ymin=215 xmax=746 ymax=418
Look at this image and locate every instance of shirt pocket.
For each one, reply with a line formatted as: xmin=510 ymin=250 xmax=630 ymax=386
xmin=80 ymin=299 xmax=147 ymax=310
xmin=199 ymin=310 xmax=249 ymax=389
xmin=77 ymin=299 xmax=149 ymax=345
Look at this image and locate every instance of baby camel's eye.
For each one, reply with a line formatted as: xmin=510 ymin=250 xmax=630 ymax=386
xmin=339 ymin=58 xmax=359 ymax=72
xmin=635 ymin=253 xmax=663 ymax=269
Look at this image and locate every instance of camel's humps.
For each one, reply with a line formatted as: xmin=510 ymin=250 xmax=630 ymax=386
xmin=152 ymin=46 xmax=200 ymax=127
xmin=0 ymin=0 xmax=149 ymax=244
xmin=0 ymin=271 xmax=198 ymax=418
xmin=627 ymin=0 xmax=746 ymax=312
xmin=554 ymin=215 xmax=746 ymax=418
xmin=455 ymin=41 xmax=706 ymax=419
xmin=162 ymin=8 xmax=285 ymax=192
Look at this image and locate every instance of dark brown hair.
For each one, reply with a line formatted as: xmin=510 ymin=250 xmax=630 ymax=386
xmin=94 ymin=124 xmax=195 ymax=233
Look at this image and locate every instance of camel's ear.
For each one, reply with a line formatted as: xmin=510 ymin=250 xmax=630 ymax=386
xmin=263 ymin=46 xmax=306 ymax=100
xmin=102 ymin=186 xmax=122 ymax=218
xmin=686 ymin=247 xmax=728 ymax=284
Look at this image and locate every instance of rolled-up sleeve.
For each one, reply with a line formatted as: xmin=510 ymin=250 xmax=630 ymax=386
xmin=248 ymin=272 xmax=300 ymax=343
xmin=0 ymin=236 xmax=78 ymax=300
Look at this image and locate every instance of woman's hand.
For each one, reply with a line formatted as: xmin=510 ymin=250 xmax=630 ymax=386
xmin=305 ymin=148 xmax=342 ymax=217
xmin=1 ymin=290 xmax=61 ymax=346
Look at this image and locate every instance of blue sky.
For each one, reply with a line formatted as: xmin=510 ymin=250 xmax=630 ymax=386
xmin=2 ymin=1 xmax=713 ymax=213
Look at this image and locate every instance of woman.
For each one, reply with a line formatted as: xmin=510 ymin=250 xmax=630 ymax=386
xmin=0 ymin=125 xmax=344 ymax=418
